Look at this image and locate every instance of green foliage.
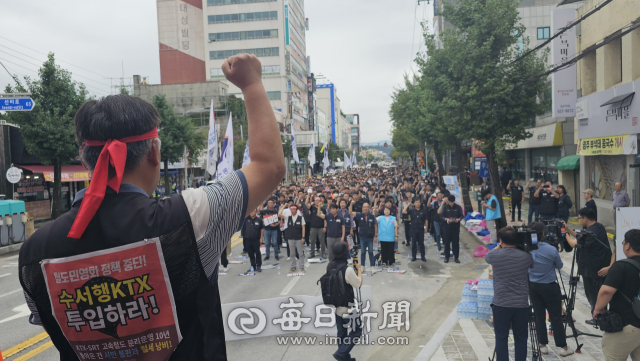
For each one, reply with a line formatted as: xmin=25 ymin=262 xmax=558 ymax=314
xmin=390 ymin=149 xmax=410 ymax=161
xmin=297 ymin=146 xmax=310 ymax=160
xmin=227 ymin=95 xmax=248 ymax=139
xmin=4 ymin=53 xmax=89 ymax=219
xmin=234 ymin=138 xmax=246 ymax=170
xmin=367 ymin=154 xmax=375 ymax=162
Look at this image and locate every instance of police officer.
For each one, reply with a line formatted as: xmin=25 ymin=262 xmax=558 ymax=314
xmin=325 ymin=204 xmax=345 ymax=261
xmin=403 ymin=196 xmax=429 ymax=262
xmin=242 ymin=208 xmax=264 ymax=272
xmin=18 ymin=54 xmax=286 ymax=360
xmin=535 ymin=180 xmax=560 ymax=221
xmin=439 ymin=195 xmax=464 ymax=263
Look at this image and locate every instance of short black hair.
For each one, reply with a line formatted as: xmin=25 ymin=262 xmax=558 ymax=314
xmin=498 ymin=227 xmax=518 ymax=245
xmin=330 ymin=203 xmax=338 ymax=209
xmin=578 ymin=207 xmax=596 ymax=221
xmin=447 ymin=195 xmax=456 ymax=202
xmin=557 ymin=185 xmax=567 ymax=195
xmin=75 ymin=95 xmax=160 ymax=172
xmin=481 ymin=188 xmax=492 ymax=198
xmin=624 ymin=229 xmax=640 ymax=253
xmin=529 ymin=222 xmax=545 ymax=243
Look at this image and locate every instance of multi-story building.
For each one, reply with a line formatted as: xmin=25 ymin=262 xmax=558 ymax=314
xmin=574 ymin=0 xmax=640 ymax=226
xmin=156 ymin=0 xmax=309 ymax=131
xmin=316 ymin=82 xmax=342 ymax=145
xmin=346 ymin=114 xmax=360 ymax=151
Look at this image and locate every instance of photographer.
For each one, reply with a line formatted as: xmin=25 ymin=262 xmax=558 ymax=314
xmin=563 ymin=207 xmax=614 ymax=325
xmin=528 ymin=223 xmax=573 ymax=356
xmin=593 ymin=229 xmax=640 ymax=361
xmin=329 ymin=242 xmax=364 ymax=361
xmin=485 ymin=227 xmax=534 ymax=361
xmin=535 ymin=181 xmax=559 ymax=221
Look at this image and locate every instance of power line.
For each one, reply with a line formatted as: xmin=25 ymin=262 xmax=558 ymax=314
xmin=0 ymin=48 xmax=112 ymax=89
xmin=0 ymin=35 xmax=109 ymax=78
xmin=512 ymin=0 xmax=613 ymax=64
xmin=0 ymin=59 xmax=21 ymax=86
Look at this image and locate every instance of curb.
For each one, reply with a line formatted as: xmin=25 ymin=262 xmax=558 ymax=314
xmin=0 ymin=243 xmax=23 ymax=256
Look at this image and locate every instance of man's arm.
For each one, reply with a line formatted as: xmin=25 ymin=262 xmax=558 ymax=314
xmin=260 ymin=228 xmax=264 ymax=244
xmin=593 ymin=285 xmax=617 ymax=319
xmin=224 ymin=54 xmax=286 ymax=214
xmin=534 ymin=186 xmax=542 ymax=198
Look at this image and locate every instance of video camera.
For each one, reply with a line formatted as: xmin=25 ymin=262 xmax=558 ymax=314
xmin=542 ymin=219 xmax=572 ymax=252
xmin=513 ymin=224 xmax=539 ymax=252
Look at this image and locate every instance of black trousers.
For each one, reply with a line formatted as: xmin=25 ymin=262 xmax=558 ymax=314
xmin=244 ymin=238 xmax=262 ymax=268
xmin=410 ymin=229 xmax=425 ymax=258
xmin=403 ymin=222 xmax=411 ymax=245
xmin=304 ymin=225 xmax=310 ymax=246
xmin=221 ymin=250 xmax=228 ymax=268
xmin=381 ymin=241 xmax=395 ymax=265
xmin=442 ymin=225 xmax=460 ymax=260
xmin=511 ymin=200 xmax=522 ymax=221
xmin=582 ymin=275 xmax=604 ymax=315
xmin=353 ymin=228 xmax=360 ymax=246
xmin=530 ymin=282 xmax=567 ymax=347
xmin=493 ymin=305 xmax=529 ymax=361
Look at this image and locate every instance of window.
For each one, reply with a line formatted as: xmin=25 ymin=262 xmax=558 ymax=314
xmin=517 ymin=35 xmax=523 ymax=55
xmin=208 ymin=0 xmax=277 ymax=6
xmin=530 ymin=147 xmax=561 ymax=184
xmin=262 ymin=65 xmax=280 ymax=75
xmin=208 ymin=11 xmax=277 ymax=24
xmin=537 ymin=27 xmax=550 ymax=40
xmin=209 ymin=47 xmax=279 ymax=59
xmin=210 ymin=29 xmax=277 ymax=42
xmin=267 ymin=91 xmax=281 ymax=100
xmin=210 ymin=68 xmax=225 ymax=78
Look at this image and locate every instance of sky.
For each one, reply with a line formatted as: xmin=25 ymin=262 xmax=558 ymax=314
xmin=0 ymin=0 xmax=434 ymax=143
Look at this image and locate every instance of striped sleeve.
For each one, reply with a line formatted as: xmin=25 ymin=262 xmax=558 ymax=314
xmin=182 ymin=170 xmax=248 ymax=279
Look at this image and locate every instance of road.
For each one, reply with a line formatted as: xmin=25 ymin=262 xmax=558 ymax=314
xmin=0 ymin=228 xmax=486 ymax=361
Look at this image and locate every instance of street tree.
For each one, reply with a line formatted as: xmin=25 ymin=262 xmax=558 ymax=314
xmin=3 ymin=53 xmax=89 ymax=219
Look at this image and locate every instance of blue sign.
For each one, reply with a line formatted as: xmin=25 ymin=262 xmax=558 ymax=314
xmin=479 ymin=160 xmax=489 ymax=178
xmin=1 ymin=98 xmax=35 ymax=111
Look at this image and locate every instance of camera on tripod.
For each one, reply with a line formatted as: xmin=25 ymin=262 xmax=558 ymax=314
xmin=542 ymin=219 xmax=573 ymax=252
xmin=513 ymin=224 xmax=539 ymax=252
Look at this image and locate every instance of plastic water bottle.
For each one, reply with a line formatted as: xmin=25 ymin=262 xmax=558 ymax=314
xmin=250 ymin=266 xmax=254 ymax=273
xmin=375 ymin=259 xmax=379 ymax=269
xmin=408 ymin=253 xmax=412 ymax=260
xmin=277 ymin=264 xmax=281 ymax=274
xmin=243 ymin=256 xmax=247 ymax=264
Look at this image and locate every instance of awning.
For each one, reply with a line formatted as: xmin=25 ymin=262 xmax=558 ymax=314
xmin=505 ymin=123 xmax=563 ymax=150
xmin=556 ymin=155 xmax=580 ymax=170
xmin=17 ymin=165 xmax=92 ymax=182
xmin=600 ymin=92 xmax=634 ymax=107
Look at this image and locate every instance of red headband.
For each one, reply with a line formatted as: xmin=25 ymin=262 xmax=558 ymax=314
xmin=68 ymin=128 xmax=159 ymax=239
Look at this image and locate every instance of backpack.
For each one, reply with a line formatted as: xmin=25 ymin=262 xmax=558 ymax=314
xmin=317 ymin=263 xmax=348 ymax=307
xmin=619 ymin=258 xmax=640 ymax=319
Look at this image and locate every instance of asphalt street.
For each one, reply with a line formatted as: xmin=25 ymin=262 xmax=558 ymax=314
xmin=0 ymin=226 xmax=487 ymax=361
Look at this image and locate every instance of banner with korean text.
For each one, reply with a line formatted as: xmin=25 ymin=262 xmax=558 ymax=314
xmin=41 ymin=239 xmax=181 ymax=361
xmin=577 ymin=134 xmax=637 ymax=155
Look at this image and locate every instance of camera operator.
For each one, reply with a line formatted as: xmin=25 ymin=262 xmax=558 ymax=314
xmin=535 ymin=181 xmax=559 ymax=221
xmin=593 ymin=229 xmax=640 ymax=361
xmin=528 ymin=222 xmax=573 ymax=356
xmin=485 ymin=227 xmax=534 ymax=361
xmin=563 ymin=207 xmax=614 ymax=325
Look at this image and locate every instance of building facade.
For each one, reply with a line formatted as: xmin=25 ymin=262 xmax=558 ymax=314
xmin=156 ymin=0 xmax=309 ymax=131
xmin=575 ymin=0 xmax=640 ymax=226
xmin=346 ymin=114 xmax=360 ymax=151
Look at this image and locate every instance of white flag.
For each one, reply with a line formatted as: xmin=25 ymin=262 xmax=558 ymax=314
xmin=291 ymin=128 xmax=300 ymax=163
xmin=242 ymin=138 xmax=251 ymax=167
xmin=352 ymin=149 xmax=357 ymax=165
xmin=322 ymin=143 xmax=330 ymax=174
xmin=308 ymin=144 xmax=316 ymax=165
xmin=216 ymin=112 xmax=234 ymax=181
xmin=344 ymin=151 xmax=352 ymax=168
xmin=206 ymin=99 xmax=218 ymax=175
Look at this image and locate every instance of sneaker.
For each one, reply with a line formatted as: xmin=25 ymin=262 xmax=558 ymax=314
xmin=264 ymin=256 xmax=270 ymax=261
xmin=454 ymin=259 xmax=460 ymax=263
xmin=300 ymin=269 xmax=306 ymax=273
xmin=287 ymin=257 xmax=291 ymax=261
xmin=559 ymin=348 xmax=574 ymax=357
xmin=444 ymin=259 xmax=449 ymax=263
xmin=540 ymin=346 xmax=549 ymax=355
xmin=371 ymin=268 xmax=377 ymax=274
xmin=411 ymin=258 xmax=418 ymax=262
xmin=402 ymin=241 xmax=405 ymax=245
xmin=518 ymin=219 xmax=523 ymax=222
xmin=290 ymin=268 xmax=297 ymax=272
xmin=220 ymin=266 xmax=229 ymax=272
xmin=257 ymin=266 xmax=262 ymax=273
xmin=275 ymin=256 xmax=280 ymax=261
xmin=246 ymin=269 xmax=254 ymax=274
xmin=241 ymin=252 xmax=247 ymax=256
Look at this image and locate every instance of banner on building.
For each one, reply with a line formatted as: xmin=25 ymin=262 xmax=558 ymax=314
xmin=44 ymin=171 xmax=92 ymax=183
xmin=284 ymin=0 xmax=290 ymax=45
xmin=577 ymin=134 xmax=637 ymax=155
xmin=551 ymin=9 xmax=577 ymax=118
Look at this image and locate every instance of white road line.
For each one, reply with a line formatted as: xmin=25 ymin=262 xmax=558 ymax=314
xmin=279 ymin=261 xmax=310 ymax=296
xmin=459 ymin=319 xmax=492 ymax=360
xmin=0 ymin=273 xmax=11 ymax=278
xmin=0 ymin=303 xmax=30 ymax=324
xmin=0 ymin=288 xmax=22 ymax=299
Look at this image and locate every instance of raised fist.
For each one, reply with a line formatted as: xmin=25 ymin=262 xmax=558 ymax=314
xmin=221 ymin=54 xmax=262 ymax=90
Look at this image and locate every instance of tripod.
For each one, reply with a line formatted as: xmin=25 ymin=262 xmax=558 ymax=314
xmin=554 ymin=241 xmax=601 ymax=354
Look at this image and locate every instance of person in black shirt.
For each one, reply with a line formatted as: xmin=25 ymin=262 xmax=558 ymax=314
xmin=402 ymin=196 xmax=429 ymax=262
xmin=241 ymin=208 xmax=264 ymax=272
xmin=438 ymin=195 xmax=464 ymax=263
xmin=555 ymin=185 xmax=573 ymax=223
xmin=594 ymin=229 xmax=640 ymax=360
xmin=535 ymin=181 xmax=559 ymax=221
xmin=564 ymin=207 xmax=614 ymax=325
xmin=508 ymin=179 xmax=524 ymax=222
xmin=430 ymin=193 xmax=444 ymax=252
xmin=582 ymin=189 xmax=597 ymax=221
xmin=350 ymin=191 xmax=365 ymax=246
xmin=526 ymin=179 xmax=542 ymax=223
xmin=500 ymin=167 xmax=512 ymax=195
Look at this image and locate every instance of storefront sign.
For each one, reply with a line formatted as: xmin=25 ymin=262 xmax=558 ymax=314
xmin=551 ymin=9 xmax=577 ymax=118
xmin=576 ymin=100 xmax=588 ymax=119
xmin=43 ymin=171 xmax=92 ymax=182
xmin=6 ymin=167 xmax=22 ymax=183
xmin=577 ymin=78 xmax=640 ymax=139
xmin=577 ymin=134 xmax=637 ymax=155
xmin=443 ymin=176 xmax=462 ymax=206
xmin=507 ymin=123 xmax=563 ymax=149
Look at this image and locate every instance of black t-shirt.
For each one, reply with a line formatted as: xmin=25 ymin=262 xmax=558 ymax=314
xmin=407 ymin=208 xmax=429 ymax=230
xmin=510 ymin=185 xmax=524 ymax=202
xmin=580 ymin=223 xmax=612 ymax=274
xmin=539 ymin=190 xmax=559 ymax=215
xmin=529 ymin=186 xmax=541 ymax=205
xmin=603 ymin=256 xmax=640 ymax=328
xmin=585 ymin=199 xmax=597 ymax=220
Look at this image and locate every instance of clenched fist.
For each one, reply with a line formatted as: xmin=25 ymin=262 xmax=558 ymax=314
xmin=221 ymin=54 xmax=262 ymax=90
